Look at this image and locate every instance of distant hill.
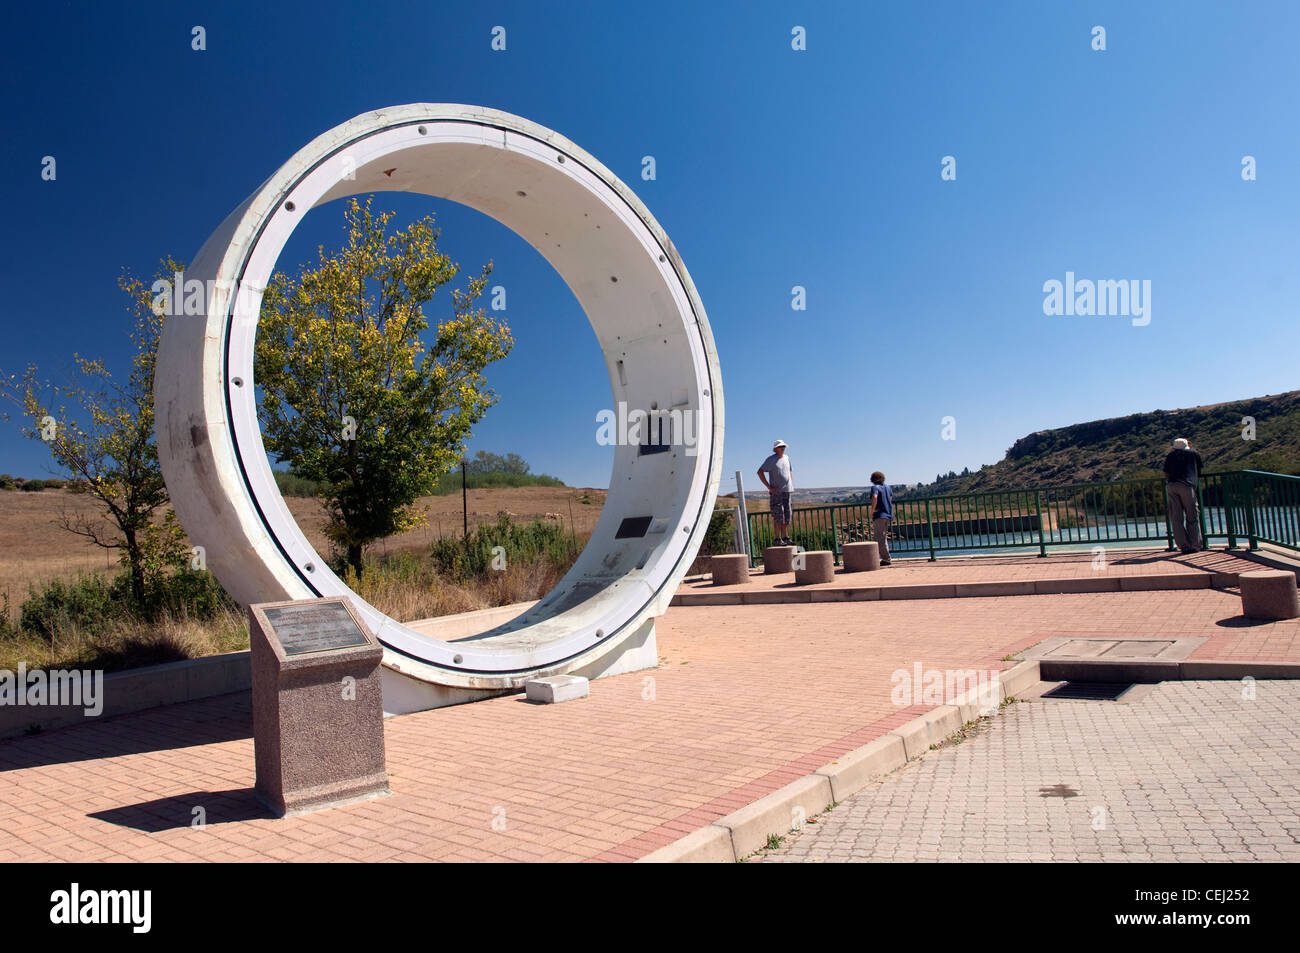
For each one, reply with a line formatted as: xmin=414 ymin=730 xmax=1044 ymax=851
xmin=901 ymin=390 xmax=1300 ymax=498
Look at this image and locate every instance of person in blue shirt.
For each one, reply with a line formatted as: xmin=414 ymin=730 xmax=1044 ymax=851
xmin=869 ymin=471 xmax=893 ymax=565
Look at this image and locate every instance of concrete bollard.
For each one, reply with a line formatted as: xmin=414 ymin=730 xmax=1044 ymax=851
xmin=1240 ymin=570 xmax=1300 ymax=621
xmin=763 ymin=545 xmax=798 ymax=574
xmin=842 ymin=541 xmax=881 ymax=572
xmin=711 ymin=554 xmax=751 ymax=586
xmin=794 ymin=550 xmax=835 ymax=585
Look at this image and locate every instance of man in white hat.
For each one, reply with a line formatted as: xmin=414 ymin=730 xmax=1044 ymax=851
xmin=1162 ymin=437 xmax=1206 ymax=554
xmin=758 ymin=440 xmax=795 ymax=546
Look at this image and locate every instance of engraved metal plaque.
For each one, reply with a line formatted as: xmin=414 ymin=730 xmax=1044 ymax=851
xmin=263 ymin=601 xmax=369 ymax=656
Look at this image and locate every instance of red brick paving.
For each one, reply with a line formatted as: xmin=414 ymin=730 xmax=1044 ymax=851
xmin=2 ymin=563 xmax=1298 ymax=863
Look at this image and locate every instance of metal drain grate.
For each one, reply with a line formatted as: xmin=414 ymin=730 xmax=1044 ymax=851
xmin=1041 ymin=681 xmax=1134 ymax=701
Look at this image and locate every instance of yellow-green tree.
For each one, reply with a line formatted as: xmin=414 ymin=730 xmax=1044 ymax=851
xmin=257 ymin=197 xmax=513 ymax=576
xmin=1 ymin=259 xmax=184 ymax=604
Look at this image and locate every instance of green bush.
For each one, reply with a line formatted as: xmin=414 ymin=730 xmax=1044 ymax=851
xmin=430 ymin=514 xmax=579 ymax=582
xmin=10 ymin=565 xmax=237 ymax=643
xmin=0 ymin=474 xmax=15 ymax=490
xmin=19 ymin=480 xmax=46 ymax=492
xmin=126 ymin=565 xmax=237 ymax=620
xmin=700 ymin=510 xmax=735 ymax=557
xmin=17 ymin=574 xmax=124 ymax=640
xmin=273 ymin=469 xmax=330 ymax=497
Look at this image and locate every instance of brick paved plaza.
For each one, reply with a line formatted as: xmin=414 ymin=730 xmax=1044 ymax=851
xmin=1 ymin=548 xmax=1297 ymax=862
xmin=759 ymin=680 xmax=1300 ymax=863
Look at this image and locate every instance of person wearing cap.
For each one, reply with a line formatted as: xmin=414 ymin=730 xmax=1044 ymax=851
xmin=758 ymin=440 xmax=795 ymax=546
xmin=1162 ymin=437 xmax=1205 ymax=554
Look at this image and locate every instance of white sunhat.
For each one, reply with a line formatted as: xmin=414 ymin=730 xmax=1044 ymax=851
xmin=1173 ymin=438 xmax=1190 ymax=449
xmin=773 ymin=439 xmax=787 ymax=449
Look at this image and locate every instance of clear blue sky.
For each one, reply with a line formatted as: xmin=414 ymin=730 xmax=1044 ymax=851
xmin=2 ymin=1 xmax=1297 ymax=491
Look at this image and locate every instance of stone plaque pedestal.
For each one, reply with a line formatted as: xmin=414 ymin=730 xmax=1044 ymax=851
xmin=250 ymin=597 xmax=389 ymax=817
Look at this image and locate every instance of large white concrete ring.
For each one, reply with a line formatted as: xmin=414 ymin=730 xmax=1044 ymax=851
xmin=155 ymin=104 xmax=723 ymax=705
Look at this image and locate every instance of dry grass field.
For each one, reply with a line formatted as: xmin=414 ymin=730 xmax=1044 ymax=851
xmin=0 ymin=489 xmax=117 ymax=609
xmin=0 ymin=484 xmax=608 ymax=616
xmin=0 ymin=481 xmax=755 ymax=671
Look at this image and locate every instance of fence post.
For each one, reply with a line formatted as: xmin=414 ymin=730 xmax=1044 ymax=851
xmin=734 ymin=470 xmax=753 ymax=567
xmin=1164 ymin=483 xmax=1175 ymax=551
xmin=1225 ymin=473 xmax=1238 ymax=549
xmin=1245 ymin=472 xmax=1259 ymax=551
xmin=925 ymin=499 xmax=936 ymax=561
xmin=1196 ymin=482 xmax=1209 ymax=551
xmin=1035 ymin=490 xmax=1047 ymax=557
xmin=831 ymin=507 xmax=840 ymax=565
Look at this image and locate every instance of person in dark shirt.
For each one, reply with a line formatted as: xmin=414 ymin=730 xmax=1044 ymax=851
xmin=1162 ymin=438 xmax=1205 ymax=554
xmin=869 ymin=471 xmax=894 ymax=565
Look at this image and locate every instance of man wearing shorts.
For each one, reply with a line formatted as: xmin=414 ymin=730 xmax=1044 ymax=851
xmin=758 ymin=440 xmax=794 ymax=546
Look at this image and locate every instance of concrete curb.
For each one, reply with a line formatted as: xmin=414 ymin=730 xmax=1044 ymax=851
xmin=890 ymin=705 xmax=963 ymax=759
xmin=714 ymin=775 xmax=834 ymax=859
xmin=0 ymin=651 xmax=251 ymax=740
xmin=637 ymin=824 xmax=735 ymax=863
xmin=669 ymin=570 xmax=1258 ymax=607
xmin=813 ymin=735 xmax=906 ymax=802
xmin=637 ymin=659 xmax=1042 ymax=863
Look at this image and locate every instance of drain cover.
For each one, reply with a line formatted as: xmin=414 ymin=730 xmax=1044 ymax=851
xmin=1101 ymin=640 xmax=1175 ymax=659
xmin=1041 ymin=681 xmax=1134 ymax=701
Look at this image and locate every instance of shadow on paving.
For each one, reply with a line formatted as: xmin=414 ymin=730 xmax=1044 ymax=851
xmin=89 ymin=787 xmax=270 ymax=832
xmin=1215 ymin=615 xmax=1277 ymax=628
xmin=0 ymin=693 xmax=251 ymax=772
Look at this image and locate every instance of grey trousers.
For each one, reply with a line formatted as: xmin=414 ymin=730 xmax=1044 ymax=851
xmin=1166 ymin=482 xmax=1202 ymax=552
xmin=873 ymin=517 xmax=892 ymax=563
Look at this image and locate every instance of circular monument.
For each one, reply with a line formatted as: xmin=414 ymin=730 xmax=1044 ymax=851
xmin=154 ymin=104 xmax=723 ymax=711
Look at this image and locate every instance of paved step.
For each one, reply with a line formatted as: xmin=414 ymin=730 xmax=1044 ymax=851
xmin=670 ymin=570 xmax=1252 ymax=606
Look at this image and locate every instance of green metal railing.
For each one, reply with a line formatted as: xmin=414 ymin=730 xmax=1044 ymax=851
xmin=744 ymin=469 xmax=1300 ymax=564
xmin=1212 ymin=469 xmax=1300 ymax=552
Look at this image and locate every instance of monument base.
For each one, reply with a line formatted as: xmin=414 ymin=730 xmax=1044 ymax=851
xmin=257 ymin=773 xmax=391 ymax=819
xmin=381 ymin=617 xmax=658 ymax=715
